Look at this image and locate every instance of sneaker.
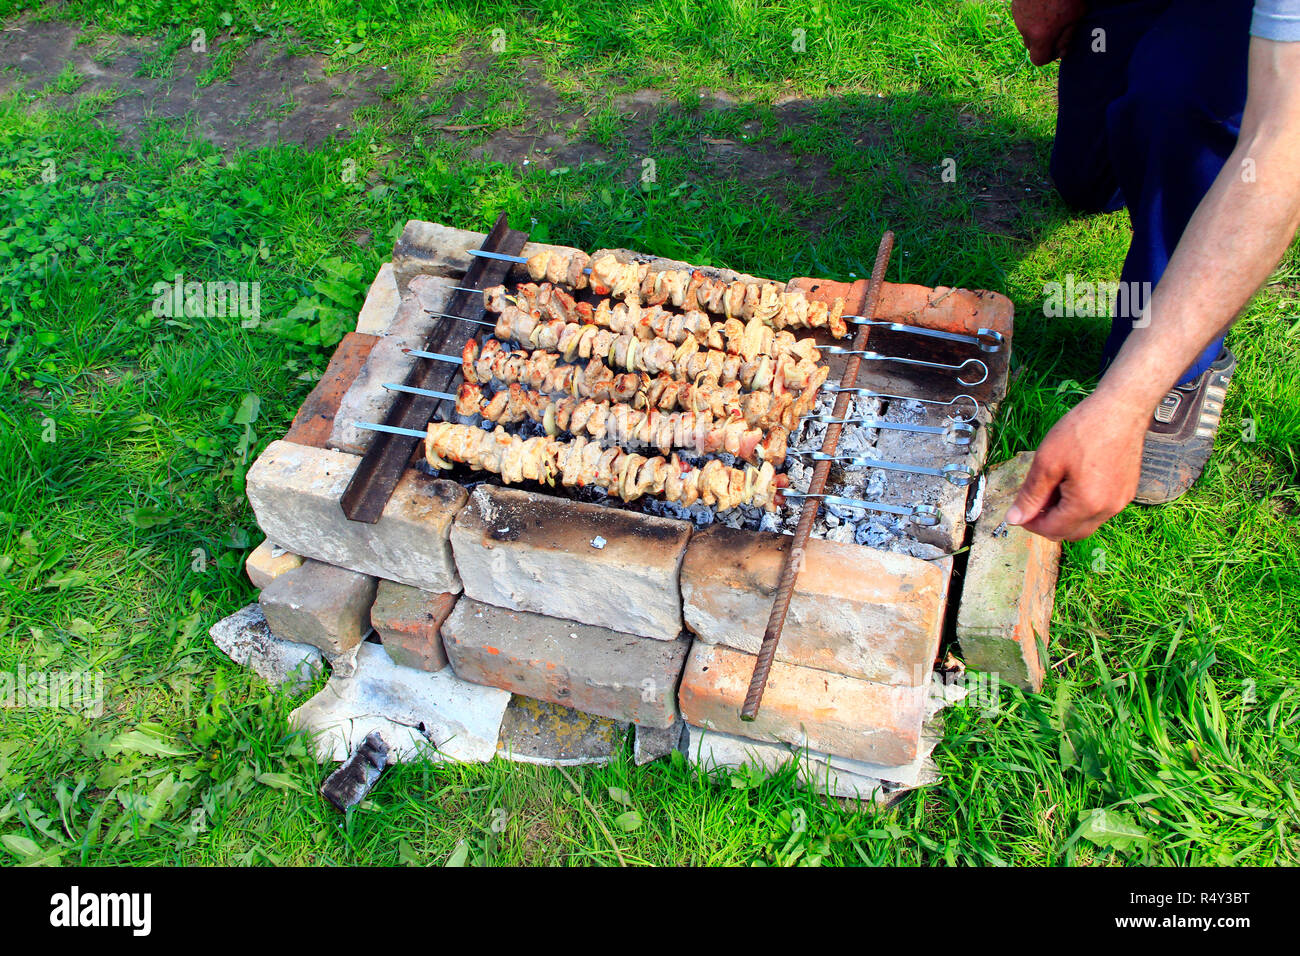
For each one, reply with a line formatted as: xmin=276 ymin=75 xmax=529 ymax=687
xmin=1133 ymin=347 xmax=1237 ymax=505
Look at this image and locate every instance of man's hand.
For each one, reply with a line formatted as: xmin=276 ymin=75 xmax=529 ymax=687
xmin=1011 ymin=0 xmax=1089 ymax=65
xmin=1005 ymin=393 xmax=1147 ymax=541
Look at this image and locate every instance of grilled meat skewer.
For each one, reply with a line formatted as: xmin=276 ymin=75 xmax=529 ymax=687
xmin=524 ymin=250 xmax=847 ymax=337
xmin=485 ymin=283 xmax=821 ymax=366
xmin=462 ymin=339 xmax=822 ymax=431
xmin=455 ymin=381 xmax=790 ymax=465
xmin=490 ymin=306 xmax=827 ymax=394
xmin=425 ymin=422 xmax=785 ymax=511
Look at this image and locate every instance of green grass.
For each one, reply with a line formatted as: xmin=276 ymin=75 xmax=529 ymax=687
xmin=0 ymin=0 xmax=1297 ymax=866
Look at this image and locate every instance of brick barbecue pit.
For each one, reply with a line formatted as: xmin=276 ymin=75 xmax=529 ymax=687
xmin=209 ymin=219 xmax=1062 ymax=803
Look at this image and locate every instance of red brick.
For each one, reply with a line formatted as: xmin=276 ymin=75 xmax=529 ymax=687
xmin=680 ymin=525 xmax=949 ymax=685
xmin=284 ymin=332 xmax=378 ymax=448
xmin=678 ymin=642 xmax=927 ymax=766
xmin=371 ymin=581 xmax=456 ymax=672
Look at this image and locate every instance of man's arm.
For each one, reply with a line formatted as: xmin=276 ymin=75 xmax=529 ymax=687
xmin=1007 ymin=36 xmax=1300 ymax=541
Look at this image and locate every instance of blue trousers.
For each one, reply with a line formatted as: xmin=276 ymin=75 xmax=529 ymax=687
xmin=1050 ymin=0 xmax=1252 ymax=385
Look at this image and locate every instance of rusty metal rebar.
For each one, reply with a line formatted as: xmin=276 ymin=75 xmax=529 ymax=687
xmin=740 ymin=230 xmax=895 ymax=721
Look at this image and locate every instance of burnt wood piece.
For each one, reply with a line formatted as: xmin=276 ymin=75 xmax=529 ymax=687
xmin=320 ymin=731 xmax=389 ymax=811
xmin=340 ymin=212 xmax=528 ymax=522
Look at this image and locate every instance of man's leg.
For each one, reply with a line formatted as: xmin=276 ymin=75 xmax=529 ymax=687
xmin=1099 ymin=0 xmax=1254 ymax=502
xmin=1050 ymin=0 xmax=1171 ymax=214
xmin=1101 ymin=0 xmax=1254 ymax=381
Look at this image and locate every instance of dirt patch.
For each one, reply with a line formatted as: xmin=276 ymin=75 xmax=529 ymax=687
xmin=968 ymin=141 xmax=1047 ymax=234
xmin=0 ymin=18 xmax=1048 ymax=233
xmin=435 ymin=72 xmax=845 ymax=222
xmin=0 ymin=17 xmax=391 ymax=150
xmin=450 ymin=61 xmax=608 ymax=171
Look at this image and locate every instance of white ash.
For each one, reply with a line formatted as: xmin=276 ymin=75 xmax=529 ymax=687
xmin=892 ymin=399 xmax=931 ymax=423
xmin=865 ymin=470 xmax=887 ymax=499
xmin=769 ymin=389 xmax=956 ymax=559
xmin=469 ymin=485 xmax=499 ymax=526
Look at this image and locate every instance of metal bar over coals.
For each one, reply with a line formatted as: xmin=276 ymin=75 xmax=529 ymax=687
xmin=354 ymin=421 xmax=430 ymax=439
xmin=807 ymin=415 xmax=975 ymax=445
xmin=844 ymin=317 xmax=1003 ymax=353
xmin=381 ymin=383 xmax=458 ymax=403
xmin=741 ymin=230 xmax=895 ymax=722
xmin=339 ymin=212 xmax=528 ymax=522
xmin=802 ymin=453 xmax=975 ymax=486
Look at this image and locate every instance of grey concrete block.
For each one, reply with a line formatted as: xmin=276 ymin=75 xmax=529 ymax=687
xmin=442 ymin=597 xmax=691 ymax=728
xmin=496 ymin=695 xmax=629 ymax=767
xmin=450 ymin=484 xmax=691 ymax=641
xmin=246 ymin=440 xmax=466 ymax=593
xmin=633 ymin=720 xmax=687 ymax=765
xmin=355 ymin=262 xmax=400 ymax=335
xmin=258 ymin=559 xmax=377 ymax=656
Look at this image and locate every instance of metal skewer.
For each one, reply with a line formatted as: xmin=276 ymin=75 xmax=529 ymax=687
xmin=800 ymin=453 xmax=975 ymax=486
xmin=407 ymin=344 xmax=979 ymax=430
xmin=355 ymin=421 xmax=430 ymax=439
xmin=401 ymin=347 xmax=470 ymax=365
xmin=382 ymin=383 xmax=457 ymax=402
xmin=808 ymin=415 xmax=974 ymax=446
xmin=427 ymin=280 xmax=493 ymax=296
xmin=843 ymin=317 xmax=1003 ymax=353
xmin=825 ymin=347 xmax=988 ymax=386
xmin=462 ymin=253 xmax=1003 ymax=355
xmin=431 ymin=305 xmax=989 ymax=389
xmin=387 ymin=376 xmax=974 ymax=461
xmin=356 ymin=421 xmax=944 ymax=523
xmin=439 ymin=279 xmax=1002 ymax=354
xmin=828 ymin=388 xmax=981 ymax=423
xmin=423 ymin=308 xmax=497 ymax=328
xmin=466 ymin=249 xmax=542 ymax=266
xmin=778 ymin=491 xmax=940 ymax=526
